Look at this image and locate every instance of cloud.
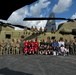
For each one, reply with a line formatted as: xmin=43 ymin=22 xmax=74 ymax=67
xmin=0 ymin=19 xmax=7 ymax=23
xmin=15 ymin=27 xmax=24 ymax=30
xmin=30 ymin=0 xmax=51 ymax=16
xmin=71 ymin=13 xmax=76 ymax=19
xmin=52 ymin=0 xmax=72 ymax=13
xmin=7 ymin=0 xmax=51 ymax=30
xmin=23 ymin=20 xmax=47 ymax=30
xmin=7 ymin=7 xmax=29 ymax=25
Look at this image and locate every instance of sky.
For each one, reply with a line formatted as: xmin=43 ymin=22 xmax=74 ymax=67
xmin=2 ymin=0 xmax=76 ymax=30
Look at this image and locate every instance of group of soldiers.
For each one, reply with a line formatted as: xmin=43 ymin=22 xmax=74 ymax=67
xmin=0 ymin=38 xmax=39 ymax=55
xmin=0 ymin=37 xmax=76 ymax=56
xmin=0 ymin=39 xmax=21 ymax=55
xmin=39 ymin=37 xmax=76 ymax=56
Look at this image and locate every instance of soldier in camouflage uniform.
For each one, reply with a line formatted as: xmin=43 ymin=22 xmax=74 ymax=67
xmin=69 ymin=40 xmax=74 ymax=55
xmin=15 ymin=39 xmax=20 ymax=55
xmin=11 ymin=39 xmax=16 ymax=54
xmin=0 ymin=42 xmax=2 ymax=55
xmin=19 ymin=39 xmax=24 ymax=54
xmin=73 ymin=39 xmax=76 ymax=54
xmin=5 ymin=39 xmax=11 ymax=55
xmin=0 ymin=40 xmax=6 ymax=55
xmin=64 ymin=39 xmax=70 ymax=49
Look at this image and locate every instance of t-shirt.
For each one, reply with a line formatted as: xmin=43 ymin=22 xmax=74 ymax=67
xmin=60 ymin=46 xmax=65 ymax=52
xmin=58 ymin=41 xmax=64 ymax=47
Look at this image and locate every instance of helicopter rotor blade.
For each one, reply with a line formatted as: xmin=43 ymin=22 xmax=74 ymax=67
xmin=9 ymin=24 xmax=31 ymax=30
xmin=0 ymin=21 xmax=31 ymax=30
xmin=23 ymin=17 xmax=76 ymax=21
xmin=23 ymin=18 xmax=67 ymax=21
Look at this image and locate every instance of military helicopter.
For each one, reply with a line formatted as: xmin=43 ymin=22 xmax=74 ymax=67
xmin=23 ymin=17 xmax=76 ymax=40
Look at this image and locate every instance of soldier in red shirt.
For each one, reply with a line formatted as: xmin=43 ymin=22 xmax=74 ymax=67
xmin=34 ymin=40 xmax=39 ymax=54
xmin=29 ymin=46 xmax=35 ymax=54
xmin=23 ymin=46 xmax=29 ymax=55
xmin=23 ymin=40 xmax=28 ymax=47
xmin=23 ymin=40 xmax=29 ymax=55
xmin=29 ymin=40 xmax=35 ymax=54
xmin=30 ymin=40 xmax=35 ymax=47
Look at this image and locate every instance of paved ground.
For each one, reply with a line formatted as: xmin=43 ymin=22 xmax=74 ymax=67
xmin=0 ymin=55 xmax=76 ymax=75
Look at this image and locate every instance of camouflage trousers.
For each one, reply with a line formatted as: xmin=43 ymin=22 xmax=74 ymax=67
xmin=5 ymin=46 xmax=11 ymax=55
xmin=0 ymin=46 xmax=3 ymax=55
xmin=0 ymin=46 xmax=6 ymax=55
xmin=69 ymin=48 xmax=74 ymax=55
xmin=19 ymin=47 xmax=24 ymax=54
xmin=12 ymin=47 xmax=16 ymax=54
xmin=15 ymin=47 xmax=20 ymax=54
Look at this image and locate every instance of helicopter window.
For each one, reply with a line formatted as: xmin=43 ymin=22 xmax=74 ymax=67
xmin=51 ymin=36 xmax=55 ymax=40
xmin=74 ymin=35 xmax=76 ymax=39
xmin=5 ymin=34 xmax=11 ymax=39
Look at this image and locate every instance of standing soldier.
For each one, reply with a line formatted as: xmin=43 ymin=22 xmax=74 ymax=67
xmin=43 ymin=27 xmax=47 ymax=35
xmin=73 ymin=39 xmax=76 ymax=54
xmin=15 ymin=39 xmax=20 ymax=55
xmin=0 ymin=40 xmax=6 ymax=55
xmin=34 ymin=37 xmax=39 ymax=54
xmin=39 ymin=27 xmax=43 ymax=34
xmin=24 ymin=27 xmax=27 ymax=34
xmin=11 ymin=39 xmax=16 ymax=54
xmin=69 ymin=40 xmax=74 ymax=55
xmin=34 ymin=26 xmax=39 ymax=34
xmin=5 ymin=39 xmax=11 ymax=55
xmin=31 ymin=26 xmax=35 ymax=35
xmin=19 ymin=39 xmax=24 ymax=54
xmin=65 ymin=39 xmax=70 ymax=48
xmin=0 ymin=42 xmax=2 ymax=55
xmin=64 ymin=39 xmax=70 ymax=54
xmin=23 ymin=40 xmax=29 ymax=55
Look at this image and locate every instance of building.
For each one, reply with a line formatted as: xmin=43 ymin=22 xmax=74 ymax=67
xmin=45 ymin=13 xmax=56 ymax=32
